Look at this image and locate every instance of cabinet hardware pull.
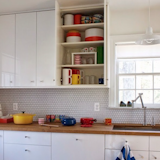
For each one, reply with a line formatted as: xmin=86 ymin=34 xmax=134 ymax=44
xmin=25 ymin=136 xmax=29 ymax=138
xmin=53 ymin=79 xmax=55 ymax=81
xmin=140 ymin=155 xmax=143 ymax=158
xmin=25 ymin=149 xmax=29 ymax=152
xmin=30 ymin=81 xmax=34 ymax=82
xmin=10 ymin=81 xmax=12 ymax=83
xmin=40 ymin=81 xmax=44 ymax=82
xmin=76 ymin=139 xmax=78 ymax=141
xmin=154 ymin=157 xmax=157 ymax=159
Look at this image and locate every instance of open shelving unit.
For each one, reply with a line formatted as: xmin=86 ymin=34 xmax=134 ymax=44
xmin=55 ymin=1 xmax=109 ymax=87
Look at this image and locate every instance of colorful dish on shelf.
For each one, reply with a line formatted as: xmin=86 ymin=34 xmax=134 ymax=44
xmin=92 ymin=14 xmax=103 ymax=23
xmin=81 ymin=16 xmax=92 ymax=24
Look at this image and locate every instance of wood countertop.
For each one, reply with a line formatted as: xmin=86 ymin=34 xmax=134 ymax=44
xmin=1 ymin=122 xmax=160 ymax=136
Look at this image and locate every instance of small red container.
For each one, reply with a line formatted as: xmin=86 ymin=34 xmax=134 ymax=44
xmin=0 ymin=118 xmax=13 ymax=123
xmin=46 ymin=115 xmax=51 ymax=122
xmin=74 ymin=14 xmax=82 ymax=24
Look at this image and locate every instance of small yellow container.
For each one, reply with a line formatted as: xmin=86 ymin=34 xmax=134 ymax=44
xmin=72 ymin=74 xmax=81 ymax=84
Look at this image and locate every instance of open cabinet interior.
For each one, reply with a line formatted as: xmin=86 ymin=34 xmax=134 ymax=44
xmin=55 ymin=0 xmax=109 ymax=88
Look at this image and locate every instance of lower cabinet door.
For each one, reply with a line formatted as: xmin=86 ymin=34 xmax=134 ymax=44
xmin=52 ymin=133 xmax=104 ymax=160
xmin=105 ymin=149 xmax=149 ymax=160
xmin=0 ymin=131 xmax=3 ymax=160
xmin=150 ymin=152 xmax=160 ymax=160
xmin=4 ymin=144 xmax=51 ymax=160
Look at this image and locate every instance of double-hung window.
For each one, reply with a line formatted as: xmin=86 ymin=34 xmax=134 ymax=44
xmin=115 ymin=44 xmax=160 ymax=108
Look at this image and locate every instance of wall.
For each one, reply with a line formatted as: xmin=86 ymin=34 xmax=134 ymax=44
xmin=0 ymin=89 xmax=108 ymax=122
xmin=110 ymin=9 xmax=160 ymax=35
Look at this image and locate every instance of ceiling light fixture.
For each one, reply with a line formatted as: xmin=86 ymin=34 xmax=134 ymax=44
xmin=136 ymin=0 xmax=160 ymax=45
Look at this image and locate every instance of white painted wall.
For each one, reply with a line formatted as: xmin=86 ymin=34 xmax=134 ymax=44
xmin=110 ymin=9 xmax=160 ymax=35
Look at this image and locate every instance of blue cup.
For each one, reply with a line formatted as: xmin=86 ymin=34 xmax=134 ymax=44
xmin=99 ymin=78 xmax=104 ymax=84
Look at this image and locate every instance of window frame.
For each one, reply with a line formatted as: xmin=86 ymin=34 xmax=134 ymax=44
xmin=109 ymin=34 xmax=160 ymax=108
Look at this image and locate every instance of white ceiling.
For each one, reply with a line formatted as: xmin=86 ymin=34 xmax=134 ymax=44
xmin=0 ymin=0 xmax=160 ymax=15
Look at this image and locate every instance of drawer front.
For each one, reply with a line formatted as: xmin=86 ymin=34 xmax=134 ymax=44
xmin=52 ymin=133 xmax=104 ymax=160
xmin=4 ymin=144 xmax=51 ymax=160
xmin=105 ymin=149 xmax=149 ymax=160
xmin=105 ymin=135 xmax=149 ymax=151
xmin=0 ymin=131 xmax=3 ymax=160
xmin=150 ymin=152 xmax=160 ymax=160
xmin=4 ymin=131 xmax=51 ymax=145
xmin=150 ymin=136 xmax=160 ymax=151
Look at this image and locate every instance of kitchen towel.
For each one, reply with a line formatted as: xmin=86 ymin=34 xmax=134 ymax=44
xmin=116 ymin=141 xmax=135 ymax=160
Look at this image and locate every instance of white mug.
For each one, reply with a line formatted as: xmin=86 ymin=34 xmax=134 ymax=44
xmin=62 ymin=69 xmax=72 ymax=85
xmin=64 ymin=14 xmax=74 ymax=25
xmin=89 ymin=47 xmax=96 ymax=52
xmin=81 ymin=48 xmax=88 ymax=52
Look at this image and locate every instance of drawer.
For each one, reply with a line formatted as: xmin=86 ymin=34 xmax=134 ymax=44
xmin=105 ymin=149 xmax=149 ymax=160
xmin=4 ymin=144 xmax=51 ymax=160
xmin=4 ymin=131 xmax=51 ymax=145
xmin=150 ymin=152 xmax=160 ymax=160
xmin=150 ymin=136 xmax=160 ymax=151
xmin=105 ymin=135 xmax=149 ymax=151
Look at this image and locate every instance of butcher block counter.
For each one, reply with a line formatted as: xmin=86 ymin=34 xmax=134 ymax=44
xmin=1 ymin=122 xmax=160 ymax=136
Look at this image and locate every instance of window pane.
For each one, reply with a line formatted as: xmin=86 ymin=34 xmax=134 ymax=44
xmin=154 ymin=60 xmax=160 ymax=73
xmin=136 ymin=61 xmax=152 ymax=73
xmin=119 ymin=76 xmax=135 ymax=89
xmin=154 ymin=75 xmax=160 ymax=88
xmin=154 ymin=90 xmax=160 ymax=103
xmin=119 ymin=90 xmax=135 ymax=104
xmin=136 ymin=90 xmax=153 ymax=103
xmin=119 ymin=61 xmax=135 ymax=73
xmin=136 ymin=75 xmax=152 ymax=89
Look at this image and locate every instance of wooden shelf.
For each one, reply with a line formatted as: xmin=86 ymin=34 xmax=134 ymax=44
xmin=61 ymin=23 xmax=104 ymax=31
xmin=61 ymin=41 xmax=104 ymax=48
xmin=60 ymin=64 xmax=104 ymax=69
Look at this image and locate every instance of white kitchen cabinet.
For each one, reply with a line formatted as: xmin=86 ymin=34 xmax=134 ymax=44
xmin=4 ymin=144 xmax=51 ymax=160
xmin=4 ymin=131 xmax=51 ymax=160
xmin=16 ymin=12 xmax=36 ymax=87
xmin=52 ymin=133 xmax=104 ymax=160
xmin=37 ymin=10 xmax=56 ymax=86
xmin=105 ymin=149 xmax=149 ymax=160
xmin=0 ymin=15 xmax=15 ymax=87
xmin=150 ymin=136 xmax=160 ymax=151
xmin=0 ymin=131 xmax=3 ymax=160
xmin=105 ymin=135 xmax=149 ymax=151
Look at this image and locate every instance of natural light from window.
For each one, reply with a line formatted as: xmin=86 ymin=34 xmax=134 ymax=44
xmin=116 ymin=44 xmax=160 ymax=107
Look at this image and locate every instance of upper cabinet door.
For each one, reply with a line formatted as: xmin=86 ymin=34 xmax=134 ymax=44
xmin=0 ymin=15 xmax=15 ymax=87
xmin=16 ymin=12 xmax=36 ymax=87
xmin=37 ymin=10 xmax=56 ymax=86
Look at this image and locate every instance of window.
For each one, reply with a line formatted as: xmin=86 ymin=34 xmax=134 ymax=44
xmin=116 ymin=44 xmax=160 ymax=108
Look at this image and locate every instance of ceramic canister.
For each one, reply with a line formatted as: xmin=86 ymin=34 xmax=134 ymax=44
xmin=64 ymin=14 xmax=74 ymax=25
xmin=62 ymin=69 xmax=72 ymax=85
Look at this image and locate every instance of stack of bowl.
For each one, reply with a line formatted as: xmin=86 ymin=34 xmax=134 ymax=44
xmin=85 ymin=28 xmax=104 ymax=41
xmin=66 ymin=30 xmax=81 ymax=42
xmin=74 ymin=54 xmax=81 ymax=65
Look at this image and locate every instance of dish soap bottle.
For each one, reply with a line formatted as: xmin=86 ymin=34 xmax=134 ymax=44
xmin=0 ymin=104 xmax=3 ymax=118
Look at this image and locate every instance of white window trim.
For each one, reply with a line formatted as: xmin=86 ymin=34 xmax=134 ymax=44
xmin=109 ymin=34 xmax=160 ymax=108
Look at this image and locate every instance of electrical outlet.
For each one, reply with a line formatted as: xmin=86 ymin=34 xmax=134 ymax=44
xmin=13 ymin=103 xmax=18 ymax=110
xmin=94 ymin=102 xmax=100 ymax=111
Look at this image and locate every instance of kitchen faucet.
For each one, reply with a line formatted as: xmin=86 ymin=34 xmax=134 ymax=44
xmin=132 ymin=93 xmax=147 ymax=126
